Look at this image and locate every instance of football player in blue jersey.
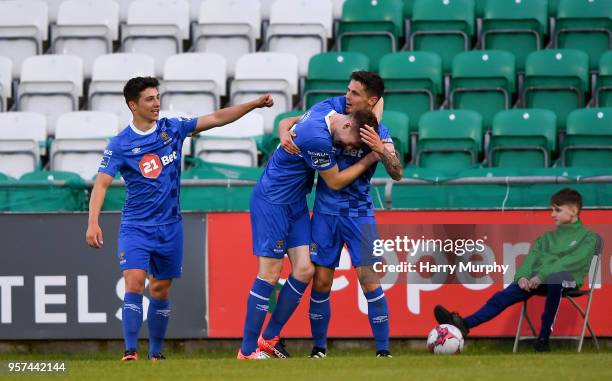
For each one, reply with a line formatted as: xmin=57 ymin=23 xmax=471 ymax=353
xmin=238 ymin=96 xmax=382 ymax=359
xmin=85 ymin=76 xmax=273 ymax=361
xmin=278 ymin=72 xmax=403 ymax=358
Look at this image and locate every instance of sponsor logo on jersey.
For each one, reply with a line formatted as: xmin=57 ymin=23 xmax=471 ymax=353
xmin=342 ymin=147 xmax=365 ymax=158
xmin=138 ymin=151 xmax=178 ymax=179
xmin=308 ymin=151 xmax=331 ymax=167
xmin=100 ymin=155 xmax=110 ymax=168
xmin=132 ymin=147 xmax=141 ymax=154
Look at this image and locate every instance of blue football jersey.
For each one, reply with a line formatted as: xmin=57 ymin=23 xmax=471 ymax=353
xmin=98 ymin=117 xmax=197 ymax=225
xmin=313 ymin=98 xmax=393 ymax=217
xmin=254 ymin=98 xmax=344 ymax=204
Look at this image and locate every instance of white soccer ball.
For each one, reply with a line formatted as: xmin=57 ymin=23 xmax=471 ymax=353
xmin=427 ymin=324 xmax=464 ymax=354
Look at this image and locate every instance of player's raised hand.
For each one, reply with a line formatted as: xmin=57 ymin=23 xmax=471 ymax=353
xmin=256 ymin=94 xmax=274 ymax=108
xmin=360 ymin=125 xmax=384 ymax=154
xmin=86 ymin=223 xmax=104 ymax=249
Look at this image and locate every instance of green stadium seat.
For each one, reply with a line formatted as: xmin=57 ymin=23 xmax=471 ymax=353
xmin=474 ymin=0 xmax=487 ymax=18
xmin=481 ymin=0 xmax=548 ymax=71
xmin=337 ymin=0 xmax=404 ymax=71
xmin=180 ymin=160 xmax=263 ymax=211
xmin=12 ymin=170 xmax=87 ymax=211
xmin=554 ymin=0 xmax=612 ymax=70
xmin=410 ymin=0 xmax=475 ymax=73
xmin=0 ymin=172 xmax=11 ymax=211
xmin=380 ymin=111 xmax=410 ymax=165
xmin=415 ymin=110 xmax=483 ymax=175
xmin=522 ymin=49 xmax=589 ymax=129
xmin=302 ymin=52 xmax=369 ymax=109
xmin=549 ymin=0 xmax=560 ymax=18
xmin=379 ymin=52 xmax=443 ymax=135
xmin=488 ymin=109 xmax=557 ymax=168
xmin=561 ymin=108 xmax=612 ymax=167
xmin=403 ymin=0 xmax=415 ymax=18
xmin=450 ymin=50 xmax=516 ymax=128
xmin=596 ymin=51 xmax=612 ymax=107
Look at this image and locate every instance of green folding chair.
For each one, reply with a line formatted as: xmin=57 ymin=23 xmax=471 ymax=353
xmin=12 ymin=170 xmax=87 ymax=211
xmin=561 ymin=108 xmax=612 ymax=167
xmin=595 ymin=51 xmax=612 ymax=107
xmin=381 ymin=111 xmax=410 ymax=165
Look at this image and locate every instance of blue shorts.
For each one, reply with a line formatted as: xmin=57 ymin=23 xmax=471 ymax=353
xmin=250 ymin=192 xmax=311 ymax=258
xmin=310 ymin=213 xmax=380 ymax=268
xmin=117 ymin=221 xmax=183 ymax=279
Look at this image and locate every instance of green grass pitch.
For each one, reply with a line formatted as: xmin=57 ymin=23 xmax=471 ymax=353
xmin=1 ymin=345 xmax=610 ymax=381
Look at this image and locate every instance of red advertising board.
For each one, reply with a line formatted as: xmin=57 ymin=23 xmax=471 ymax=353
xmin=207 ymin=211 xmax=612 ymax=338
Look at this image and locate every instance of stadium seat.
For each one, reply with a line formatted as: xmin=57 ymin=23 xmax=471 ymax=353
xmin=561 ymin=108 xmax=612 ymax=167
xmin=89 ymin=53 xmax=156 ymax=127
xmin=488 ymin=109 xmax=557 ymax=168
xmin=50 ymin=111 xmax=119 ymax=180
xmin=554 ymin=0 xmax=612 ymax=70
xmin=481 ymin=0 xmax=548 ymax=72
xmin=194 ymin=112 xmax=264 ymax=167
xmin=17 ymin=55 xmax=84 ymax=135
xmin=549 ymin=0 xmax=560 ymax=18
xmin=337 ymin=0 xmax=404 ymax=71
xmin=189 ymin=0 xmax=205 ymax=23
xmin=52 ymin=0 xmax=119 ymax=78
xmin=403 ymin=0 xmax=415 ymax=18
xmin=161 ymin=53 xmax=227 ymax=117
xmin=450 ymin=50 xmax=516 ymax=129
xmin=302 ymin=52 xmax=369 ymax=109
xmin=12 ymin=170 xmax=87 ymax=212
xmin=260 ymin=0 xmax=274 ymax=22
xmin=379 ymin=52 xmax=443 ymax=135
xmin=415 ymin=110 xmax=483 ymax=175
xmin=380 ymin=111 xmax=410 ymax=166
xmin=0 ymin=171 xmax=11 ymax=211
xmin=522 ymin=49 xmax=589 ymax=129
xmin=0 ymin=56 xmax=12 ymax=111
xmin=410 ymin=0 xmax=475 ymax=73
xmin=122 ymin=0 xmax=189 ymax=77
xmin=0 ymin=111 xmax=46 ymax=179
xmin=0 ymin=0 xmax=48 ymax=79
xmin=230 ymin=53 xmax=298 ymax=134
xmin=333 ymin=0 xmax=346 ymax=20
xmin=266 ymin=0 xmax=333 ymax=77
xmin=194 ymin=0 xmax=261 ymax=77
xmin=596 ymin=51 xmax=612 ymax=107
xmin=474 ymin=0 xmax=487 ymax=18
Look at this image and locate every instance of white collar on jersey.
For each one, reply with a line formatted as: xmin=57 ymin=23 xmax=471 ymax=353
xmin=324 ymin=110 xmax=335 ymax=135
xmin=129 ymin=121 xmax=157 ymax=136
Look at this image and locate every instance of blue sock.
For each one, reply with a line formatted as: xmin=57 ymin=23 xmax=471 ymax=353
xmin=147 ymin=297 xmax=171 ymax=356
xmin=241 ymin=277 xmax=275 ymax=355
xmin=309 ymin=290 xmax=331 ymax=349
xmin=122 ymin=292 xmax=143 ymax=351
xmin=263 ymin=275 xmax=308 ymax=340
xmin=365 ymin=287 xmax=389 ymax=352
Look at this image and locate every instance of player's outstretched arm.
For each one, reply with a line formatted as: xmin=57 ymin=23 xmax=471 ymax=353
xmin=360 ymin=124 xmax=403 ymax=180
xmin=86 ymin=173 xmax=113 ymax=249
xmin=318 ymin=152 xmax=379 ymax=191
xmin=192 ymin=94 xmax=274 ymax=134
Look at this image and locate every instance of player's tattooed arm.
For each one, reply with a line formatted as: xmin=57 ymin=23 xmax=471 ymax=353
xmin=279 ymin=115 xmax=302 ymax=154
xmin=192 ymin=94 xmax=274 ymax=134
xmin=360 ymin=125 xmax=403 ymax=180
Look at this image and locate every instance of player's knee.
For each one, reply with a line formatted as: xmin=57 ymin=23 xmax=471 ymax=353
xmin=294 ymin=261 xmax=315 ymax=282
xmin=125 ymin=279 xmax=145 ymax=294
xmin=257 ymin=271 xmax=280 ymax=285
xmin=149 ymin=282 xmax=171 ymax=300
xmin=313 ymin=275 xmax=332 ymax=292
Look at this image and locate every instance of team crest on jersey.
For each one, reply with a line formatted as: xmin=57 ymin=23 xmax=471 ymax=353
xmin=310 ymin=243 xmax=318 ymax=255
xmin=274 ymin=240 xmax=285 ymax=254
xmin=161 ymin=131 xmax=171 ymax=145
xmin=118 ymin=251 xmax=126 ymax=264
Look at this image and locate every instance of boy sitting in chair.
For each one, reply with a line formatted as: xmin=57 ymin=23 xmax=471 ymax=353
xmin=434 ymin=188 xmax=598 ymax=352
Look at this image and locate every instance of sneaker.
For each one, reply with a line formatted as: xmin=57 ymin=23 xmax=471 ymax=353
xmin=434 ymin=305 xmax=470 ymax=337
xmin=258 ymin=335 xmax=291 ymax=358
xmin=121 ymin=349 xmax=138 ymax=361
xmin=534 ymin=340 xmax=550 ymax=353
xmin=237 ymin=349 xmax=270 ymax=360
xmin=376 ymin=350 xmax=393 ymax=358
xmin=309 ymin=347 xmax=327 ymax=358
xmin=148 ymin=353 xmax=166 ymax=361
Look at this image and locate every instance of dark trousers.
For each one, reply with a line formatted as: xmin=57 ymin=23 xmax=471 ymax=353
xmin=463 ymin=272 xmax=575 ymax=341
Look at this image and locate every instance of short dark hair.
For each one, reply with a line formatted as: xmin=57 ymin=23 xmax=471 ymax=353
xmin=350 ymin=109 xmax=379 ymax=133
xmin=123 ymin=76 xmax=159 ymax=105
xmin=351 ymin=70 xmax=384 ymax=99
xmin=551 ymin=188 xmax=582 ymax=210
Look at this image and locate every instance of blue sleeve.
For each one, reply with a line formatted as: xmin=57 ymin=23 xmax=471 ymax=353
xmin=378 ymin=123 xmax=393 ymax=143
xmin=169 ymin=117 xmax=198 ymax=141
xmin=302 ymin=137 xmax=337 ymax=171
xmin=98 ymin=137 xmax=123 ymax=178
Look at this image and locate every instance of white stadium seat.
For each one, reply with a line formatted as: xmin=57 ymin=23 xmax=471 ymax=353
xmin=260 ymin=0 xmax=274 ymax=22
xmin=231 ymin=52 xmax=298 ymax=133
xmin=18 ymin=55 xmax=83 ymax=135
xmin=52 ymin=0 xmax=119 ymax=78
xmin=333 ymin=0 xmax=346 ymax=20
xmin=50 ymin=111 xmax=119 ymax=180
xmin=195 ymin=0 xmax=261 ymax=77
xmin=0 ymin=57 xmax=12 ymax=112
xmin=161 ymin=53 xmax=227 ymax=117
xmin=0 ymin=111 xmax=46 ymax=179
xmin=0 ymin=0 xmax=48 ymax=79
xmin=267 ymin=0 xmax=332 ymax=76
xmin=194 ymin=112 xmax=264 ymax=167
xmin=122 ymin=0 xmax=190 ymax=77
xmin=189 ymin=0 xmax=205 ymax=23
xmin=89 ymin=53 xmax=155 ymax=128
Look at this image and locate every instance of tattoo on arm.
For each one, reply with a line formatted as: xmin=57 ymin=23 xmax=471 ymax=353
xmin=379 ymin=147 xmax=403 ymax=180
